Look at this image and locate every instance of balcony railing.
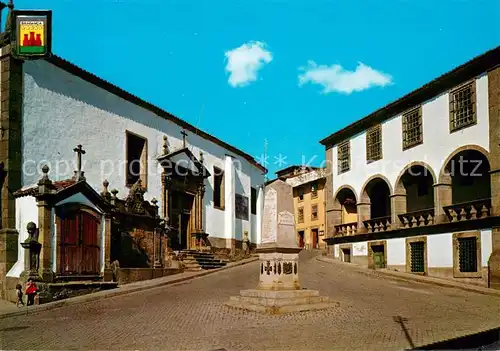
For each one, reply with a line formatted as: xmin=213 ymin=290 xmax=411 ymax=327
xmin=363 ymin=216 xmax=391 ymax=233
xmin=443 ymin=198 xmax=491 ymax=222
xmin=398 ymin=208 xmax=435 ymax=228
xmin=334 ymin=222 xmax=358 ymax=236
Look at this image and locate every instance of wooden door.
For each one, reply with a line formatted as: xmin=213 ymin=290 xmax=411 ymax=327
xmin=298 ymin=231 xmax=304 ymax=248
xmin=312 ymin=230 xmax=318 ymax=249
xmin=60 ymin=209 xmax=100 ymax=275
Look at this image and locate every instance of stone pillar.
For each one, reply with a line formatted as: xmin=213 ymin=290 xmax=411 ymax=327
xmin=390 ymin=193 xmax=406 ymax=229
xmin=356 ymin=202 xmax=370 ymax=234
xmin=161 ymin=173 xmax=171 ymax=221
xmin=0 ymin=228 xmax=18 ymax=298
xmin=433 ymin=182 xmax=452 ymax=224
xmin=256 ymin=185 xmax=264 ymax=244
xmin=102 ymin=215 xmax=113 ymax=281
xmin=487 ymin=66 xmax=500 ymax=289
xmin=0 ymin=45 xmax=23 ymax=231
xmin=324 ymin=148 xmax=334 ymax=253
xmin=224 ymin=155 xmax=236 ymax=251
xmin=34 ymin=165 xmax=56 ymax=282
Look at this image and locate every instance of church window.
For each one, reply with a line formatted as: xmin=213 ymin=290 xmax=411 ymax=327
xmin=402 ymin=106 xmax=423 ymax=150
xmin=337 ymin=140 xmax=350 ymax=174
xmin=298 ymin=208 xmax=304 ymax=223
xmin=251 ymin=187 xmax=257 ymax=215
xmin=213 ymin=167 xmax=225 ymax=209
xmin=366 ymin=124 xmax=382 ymax=163
xmin=125 ymin=131 xmax=148 ymax=188
xmin=449 ymin=81 xmax=476 ymax=133
xmin=453 ymin=232 xmax=481 ymax=278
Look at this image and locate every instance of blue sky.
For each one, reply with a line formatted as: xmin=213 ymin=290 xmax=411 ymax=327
xmin=14 ymin=0 xmax=500 ymax=176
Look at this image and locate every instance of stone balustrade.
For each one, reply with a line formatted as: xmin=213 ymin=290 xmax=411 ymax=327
xmin=398 ymin=208 xmax=435 ymax=228
xmin=443 ymin=198 xmax=492 ymax=222
xmin=363 ymin=216 xmax=391 ymax=233
xmin=334 ymin=222 xmax=358 ymax=236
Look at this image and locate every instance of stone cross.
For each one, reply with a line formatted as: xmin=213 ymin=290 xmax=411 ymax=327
xmin=73 ymin=144 xmax=86 ymax=181
xmin=181 ymin=130 xmax=188 ymax=148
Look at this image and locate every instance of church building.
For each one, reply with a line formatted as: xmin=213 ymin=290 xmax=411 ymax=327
xmin=0 ymin=10 xmax=266 ymax=301
xmin=322 ymin=46 xmax=500 ymax=288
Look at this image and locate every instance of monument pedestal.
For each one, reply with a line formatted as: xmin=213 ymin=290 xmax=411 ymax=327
xmin=226 ymin=247 xmax=337 ymax=314
xmin=225 ymin=180 xmax=337 ymax=314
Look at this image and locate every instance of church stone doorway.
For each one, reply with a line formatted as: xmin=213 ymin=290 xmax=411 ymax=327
xmin=298 ymin=231 xmax=305 ymax=248
xmin=170 ymin=190 xmax=195 ymax=251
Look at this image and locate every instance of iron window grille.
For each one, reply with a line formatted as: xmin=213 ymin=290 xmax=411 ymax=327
xmin=458 ymin=237 xmax=477 ymax=272
xmin=449 ymin=82 xmax=476 ymax=132
xmin=366 ymin=125 xmax=382 ymax=163
xmin=337 ymin=140 xmax=350 ymax=174
xmin=410 ymin=241 xmax=425 ymax=273
xmin=402 ymin=107 xmax=423 ymax=150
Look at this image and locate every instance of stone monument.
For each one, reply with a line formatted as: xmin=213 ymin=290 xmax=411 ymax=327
xmin=225 ymin=179 xmax=337 ymax=314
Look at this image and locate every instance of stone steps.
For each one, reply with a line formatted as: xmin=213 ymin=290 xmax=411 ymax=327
xmin=229 ymin=295 xmax=332 ymax=307
xmin=225 ymin=299 xmax=338 ymax=314
xmin=179 ymin=250 xmax=227 ymax=271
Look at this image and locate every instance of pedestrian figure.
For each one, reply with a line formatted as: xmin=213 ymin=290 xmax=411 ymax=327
xmin=25 ymin=279 xmax=37 ymax=306
xmin=15 ymin=283 xmax=24 ymax=307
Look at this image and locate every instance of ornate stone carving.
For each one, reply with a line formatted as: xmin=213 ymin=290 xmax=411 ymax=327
xmin=264 ymin=260 xmax=272 ymax=275
xmin=294 ymin=262 xmax=297 ymax=274
xmin=283 ymin=262 xmax=292 ymax=275
xmin=277 ymin=262 xmax=282 ymax=275
xmin=261 ymin=262 xmax=263 ymax=274
xmin=163 ymin=135 xmax=170 ymax=155
xmin=125 ymin=179 xmax=146 ymax=215
xmin=274 ymin=261 xmax=277 ymax=275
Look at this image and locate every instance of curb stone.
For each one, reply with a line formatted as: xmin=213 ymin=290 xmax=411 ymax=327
xmin=0 ymin=256 xmax=259 ymax=320
xmin=316 ymin=256 xmax=500 ymax=298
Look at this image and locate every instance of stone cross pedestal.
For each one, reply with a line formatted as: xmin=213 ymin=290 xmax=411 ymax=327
xmin=226 ymin=179 xmax=337 ymax=314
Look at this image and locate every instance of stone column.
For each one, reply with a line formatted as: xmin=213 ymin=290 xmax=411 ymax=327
xmin=390 ymin=193 xmax=406 ymax=229
xmin=37 ymin=198 xmax=53 ymax=282
xmin=161 ymin=173 xmax=171 ymax=221
xmin=224 ymin=155 xmax=236 ymax=251
xmin=433 ymin=182 xmax=452 ymax=224
xmin=102 ymin=215 xmax=113 ymax=281
xmin=487 ymin=65 xmax=500 ymax=289
xmin=0 ymin=228 xmax=18 ymax=299
xmin=356 ymin=202 xmax=370 ymax=234
xmin=35 ymin=165 xmax=56 ymax=282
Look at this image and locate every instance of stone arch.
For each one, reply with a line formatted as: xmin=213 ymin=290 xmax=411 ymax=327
xmin=360 ymin=174 xmax=393 ymax=203
xmin=394 ymin=162 xmax=436 ymax=214
xmin=333 ymin=185 xmax=359 ymax=209
xmin=438 ymin=145 xmax=490 ymax=183
xmin=438 ymin=145 xmax=491 ymax=205
xmin=394 ymin=161 xmax=437 ymax=194
xmin=360 ymin=174 xmax=393 ymax=220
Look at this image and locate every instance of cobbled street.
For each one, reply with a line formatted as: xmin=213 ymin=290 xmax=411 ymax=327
xmin=2 ymin=253 xmax=500 ymax=350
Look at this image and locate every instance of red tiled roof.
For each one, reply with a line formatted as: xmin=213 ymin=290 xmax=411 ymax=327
xmin=13 ymin=179 xmax=77 ymax=198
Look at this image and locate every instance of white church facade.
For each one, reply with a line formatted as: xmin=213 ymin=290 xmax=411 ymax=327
xmin=0 ymin=38 xmax=265 ymax=299
xmin=322 ymin=46 xmax=500 ymax=288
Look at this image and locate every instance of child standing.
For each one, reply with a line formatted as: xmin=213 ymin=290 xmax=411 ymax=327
xmin=25 ymin=279 xmax=37 ymax=306
xmin=15 ymin=283 xmax=24 ymax=307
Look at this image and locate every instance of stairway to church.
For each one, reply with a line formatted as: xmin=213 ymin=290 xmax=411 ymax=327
xmin=179 ymin=250 xmax=228 ymax=272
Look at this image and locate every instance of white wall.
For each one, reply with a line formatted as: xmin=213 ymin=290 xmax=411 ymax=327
xmin=387 ymin=237 xmax=406 ymax=266
xmin=7 ymin=196 xmax=38 ymax=277
xmin=330 ymin=74 xmax=490 ymax=198
xmin=21 ymin=60 xmax=265 ymax=243
xmin=340 ymin=229 xmax=493 ymax=269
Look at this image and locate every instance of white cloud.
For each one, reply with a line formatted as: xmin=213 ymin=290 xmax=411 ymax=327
xmin=225 ymin=41 xmax=273 ymax=87
xmin=298 ymin=61 xmax=392 ymax=94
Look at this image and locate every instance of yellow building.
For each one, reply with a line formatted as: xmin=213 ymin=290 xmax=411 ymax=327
xmin=275 ymin=166 xmax=327 ymax=250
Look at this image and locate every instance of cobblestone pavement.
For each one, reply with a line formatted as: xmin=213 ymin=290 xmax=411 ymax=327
xmin=2 ymin=254 xmax=500 ymax=350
